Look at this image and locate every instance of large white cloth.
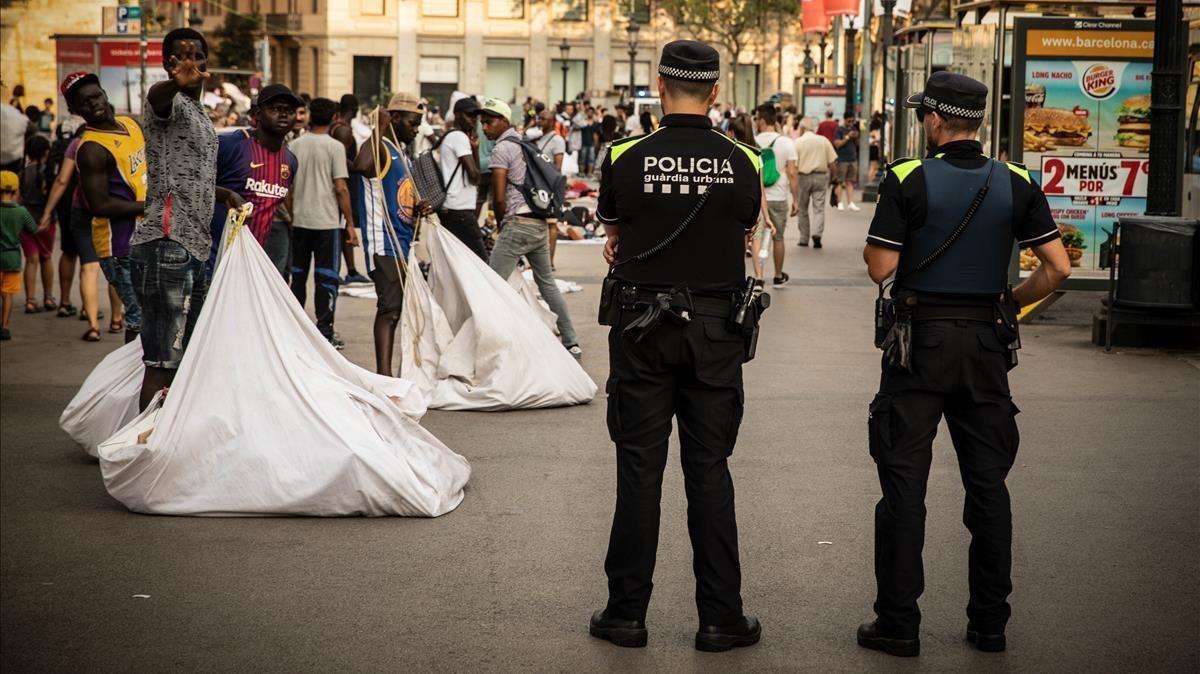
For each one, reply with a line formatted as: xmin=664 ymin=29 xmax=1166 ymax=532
xmin=59 ymin=340 xmax=144 ymax=458
xmin=97 ymin=226 xmax=470 ymax=517
xmin=401 ymin=222 xmax=597 ymax=410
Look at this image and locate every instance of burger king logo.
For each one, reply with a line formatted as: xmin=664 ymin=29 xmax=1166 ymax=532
xmin=1081 ymin=64 xmax=1117 ymax=99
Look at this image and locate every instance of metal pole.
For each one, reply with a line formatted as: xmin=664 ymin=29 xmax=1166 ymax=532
xmin=990 ymin=5 xmax=1006 ymax=157
xmin=844 ymin=24 xmax=856 ymax=112
xmin=138 ymin=0 xmax=147 ymax=110
xmin=858 ymin=3 xmax=873 ymax=186
xmin=628 ymin=20 xmax=638 ymax=99
xmin=879 ymin=0 xmax=895 ymax=165
xmin=819 ymin=32 xmax=828 ymax=77
xmin=1146 ymin=0 xmax=1184 ymax=216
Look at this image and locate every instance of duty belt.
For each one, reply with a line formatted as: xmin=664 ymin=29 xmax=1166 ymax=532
xmin=619 ymin=285 xmax=733 ymax=319
xmin=911 ymin=304 xmax=994 ymax=323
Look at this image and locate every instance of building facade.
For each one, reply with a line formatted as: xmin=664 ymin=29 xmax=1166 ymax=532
xmin=200 ymin=0 xmax=831 ymax=111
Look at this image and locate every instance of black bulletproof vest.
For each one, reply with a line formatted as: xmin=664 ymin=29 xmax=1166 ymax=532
xmin=898 ymin=157 xmax=1013 ymax=295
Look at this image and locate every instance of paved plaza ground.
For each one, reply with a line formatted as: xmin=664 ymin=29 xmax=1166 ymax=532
xmin=2 ymin=205 xmax=1197 ymax=671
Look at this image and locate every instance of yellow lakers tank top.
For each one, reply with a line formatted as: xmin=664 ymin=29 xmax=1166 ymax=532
xmin=79 ymin=116 xmax=146 ymax=258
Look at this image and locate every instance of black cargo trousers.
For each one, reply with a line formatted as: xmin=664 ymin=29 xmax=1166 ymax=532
xmin=868 ymin=318 xmax=1021 ymax=639
xmin=604 ymin=308 xmax=747 ymax=627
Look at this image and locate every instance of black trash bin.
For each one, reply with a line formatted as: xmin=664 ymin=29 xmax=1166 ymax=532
xmin=1114 ymin=216 xmax=1199 ymax=310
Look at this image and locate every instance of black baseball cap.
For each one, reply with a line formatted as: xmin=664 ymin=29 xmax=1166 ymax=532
xmin=453 ymin=97 xmax=480 ymax=115
xmin=256 ymin=83 xmax=302 ymax=108
xmin=904 ymin=71 xmax=987 ymax=120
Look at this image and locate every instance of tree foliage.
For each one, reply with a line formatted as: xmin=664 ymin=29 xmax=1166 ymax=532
xmin=214 ymin=12 xmax=260 ymax=70
xmin=660 ymin=0 xmax=799 ymax=105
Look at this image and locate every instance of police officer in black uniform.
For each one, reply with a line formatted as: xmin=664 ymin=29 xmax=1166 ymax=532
xmin=858 ymin=71 xmax=1072 ymax=657
xmin=587 ymin=40 xmax=765 ymax=653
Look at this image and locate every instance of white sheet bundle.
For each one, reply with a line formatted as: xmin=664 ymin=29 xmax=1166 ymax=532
xmin=95 ymin=226 xmax=470 ymax=517
xmin=401 ymin=222 xmax=596 ymax=411
xmin=59 ymin=340 xmax=144 ymax=458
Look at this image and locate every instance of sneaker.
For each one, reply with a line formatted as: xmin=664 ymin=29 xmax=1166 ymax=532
xmin=343 ymin=272 xmax=371 ymax=284
xmin=328 ymin=336 xmax=345 ymax=351
xmin=567 ymin=344 xmax=582 ymax=360
xmin=772 ymin=272 xmax=790 ymax=288
xmin=797 ymin=240 xmax=809 ymax=247
xmin=848 ymin=202 xmax=861 ymax=211
xmin=0 ymin=327 xmax=10 ymax=341
xmin=837 ymin=203 xmax=845 ymax=211
xmin=813 ymin=237 xmax=823 ymax=249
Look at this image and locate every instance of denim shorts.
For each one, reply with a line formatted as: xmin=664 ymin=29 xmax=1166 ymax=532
xmin=98 ymin=255 xmax=142 ymax=332
xmin=130 ymin=238 xmax=208 ymax=369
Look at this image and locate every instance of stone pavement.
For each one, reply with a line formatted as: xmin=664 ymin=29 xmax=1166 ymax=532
xmin=2 ymin=204 xmax=1197 ymax=671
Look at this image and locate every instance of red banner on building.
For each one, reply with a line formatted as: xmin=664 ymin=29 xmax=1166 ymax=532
xmin=99 ymin=42 xmax=163 ymax=66
xmin=56 ymin=41 xmax=96 ymax=64
xmin=824 ymin=0 xmax=859 ymax=15
xmin=802 ymin=0 xmax=828 ymax=32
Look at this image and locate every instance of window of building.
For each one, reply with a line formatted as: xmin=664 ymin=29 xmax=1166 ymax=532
xmin=419 ymin=56 xmax=459 ymax=113
xmin=488 ymin=0 xmax=524 ymax=19
xmin=552 ymin=0 xmax=588 ymax=21
xmin=353 ymin=55 xmax=392 ymax=107
xmin=362 ymin=0 xmax=385 ymax=15
xmin=617 ymin=0 xmax=650 ymax=24
xmin=422 ymin=0 xmax=459 ymax=17
xmin=288 ymin=46 xmax=301 ymax=92
xmin=734 ymin=63 xmax=759 ymax=109
xmin=612 ymin=60 xmax=651 ymax=94
xmin=549 ymin=59 xmax=587 ymax=103
xmin=485 ymin=58 xmax=524 ymax=103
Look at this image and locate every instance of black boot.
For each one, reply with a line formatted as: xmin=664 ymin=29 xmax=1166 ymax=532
xmin=588 ymin=609 xmax=647 ymax=648
xmin=856 ymin=620 xmax=920 ymax=657
xmin=813 ymin=236 xmax=823 ymax=249
xmin=695 ymin=615 xmax=761 ymax=652
xmin=967 ymin=625 xmax=1007 ymax=652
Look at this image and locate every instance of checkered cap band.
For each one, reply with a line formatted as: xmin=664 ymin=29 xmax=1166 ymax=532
xmin=924 ymin=95 xmax=985 ymax=119
xmin=658 ymin=64 xmax=720 ymax=81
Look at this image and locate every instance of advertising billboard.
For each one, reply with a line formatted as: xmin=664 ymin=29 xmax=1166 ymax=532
xmin=801 ymin=84 xmax=846 ymax=122
xmin=1011 ymin=17 xmax=1154 ymax=276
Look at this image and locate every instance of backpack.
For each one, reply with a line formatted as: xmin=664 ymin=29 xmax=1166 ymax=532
xmin=500 ymin=136 xmax=566 ymax=220
xmin=410 ymin=131 xmax=462 ymax=212
xmin=760 ymin=133 xmax=784 ymax=187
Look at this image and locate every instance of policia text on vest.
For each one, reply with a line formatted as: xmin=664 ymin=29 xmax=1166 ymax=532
xmin=588 ymin=39 xmax=767 ymax=653
xmin=858 ymin=71 xmax=1072 ymax=657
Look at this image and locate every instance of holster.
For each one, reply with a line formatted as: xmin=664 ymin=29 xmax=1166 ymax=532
xmin=879 ymin=290 xmax=917 ymax=371
xmin=729 ymin=277 xmax=770 ymax=362
xmin=598 ymin=275 xmax=621 ymax=326
xmin=994 ymin=287 xmax=1021 ymax=371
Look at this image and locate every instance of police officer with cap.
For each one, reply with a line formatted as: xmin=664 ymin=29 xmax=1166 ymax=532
xmin=859 ymin=71 xmax=1072 ymax=656
xmin=588 ymin=39 xmax=765 ymax=652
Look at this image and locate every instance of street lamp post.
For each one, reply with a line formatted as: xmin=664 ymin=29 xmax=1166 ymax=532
xmin=818 ymin=32 xmax=828 ymax=78
xmin=879 ymin=0 xmax=896 ymax=165
xmin=627 ymin=19 xmax=639 ymax=101
xmin=558 ymin=39 xmax=570 ymax=104
xmin=1147 ymin=0 xmax=1185 ymax=216
xmin=844 ymin=23 xmax=857 ymax=112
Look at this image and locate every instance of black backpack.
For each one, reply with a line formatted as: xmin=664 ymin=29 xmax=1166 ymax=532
xmin=499 ymin=136 xmax=566 ymax=220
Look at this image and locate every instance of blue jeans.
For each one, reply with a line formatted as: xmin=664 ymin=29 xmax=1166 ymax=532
xmin=489 ymin=215 xmax=578 ymax=347
xmin=98 ymin=255 xmax=142 ymax=332
xmin=130 ymin=239 xmax=208 ymax=369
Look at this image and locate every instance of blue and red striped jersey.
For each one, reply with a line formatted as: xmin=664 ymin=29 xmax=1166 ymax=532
xmin=210 ymin=129 xmax=297 ymax=253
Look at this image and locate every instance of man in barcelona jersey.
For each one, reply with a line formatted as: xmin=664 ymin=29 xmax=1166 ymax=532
xmin=209 ymin=84 xmax=300 ymax=271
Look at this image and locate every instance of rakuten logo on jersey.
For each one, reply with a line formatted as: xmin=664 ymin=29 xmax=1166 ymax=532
xmin=245 ymin=177 xmax=289 ymax=199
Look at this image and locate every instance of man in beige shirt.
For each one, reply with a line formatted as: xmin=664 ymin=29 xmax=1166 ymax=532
xmin=793 ymin=118 xmax=839 ymax=248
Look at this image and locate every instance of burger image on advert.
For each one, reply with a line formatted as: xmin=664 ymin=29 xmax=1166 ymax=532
xmin=1114 ymin=94 xmax=1150 ymax=150
xmin=1024 ymin=107 xmax=1093 ymax=149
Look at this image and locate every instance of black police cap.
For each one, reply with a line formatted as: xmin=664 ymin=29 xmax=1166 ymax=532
xmin=904 ymin=71 xmax=987 ymax=120
xmin=658 ymin=40 xmax=720 ymax=82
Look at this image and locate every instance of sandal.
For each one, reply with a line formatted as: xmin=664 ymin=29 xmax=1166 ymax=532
xmin=108 ymin=317 xmax=124 ymax=334
xmin=57 ymin=304 xmax=77 ymax=317
xmin=79 ymin=309 xmax=103 ymax=322
xmin=43 ymin=296 xmax=58 ymax=311
xmin=24 ymin=300 xmax=41 ymax=314
xmin=82 ymin=328 xmax=101 ymax=342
